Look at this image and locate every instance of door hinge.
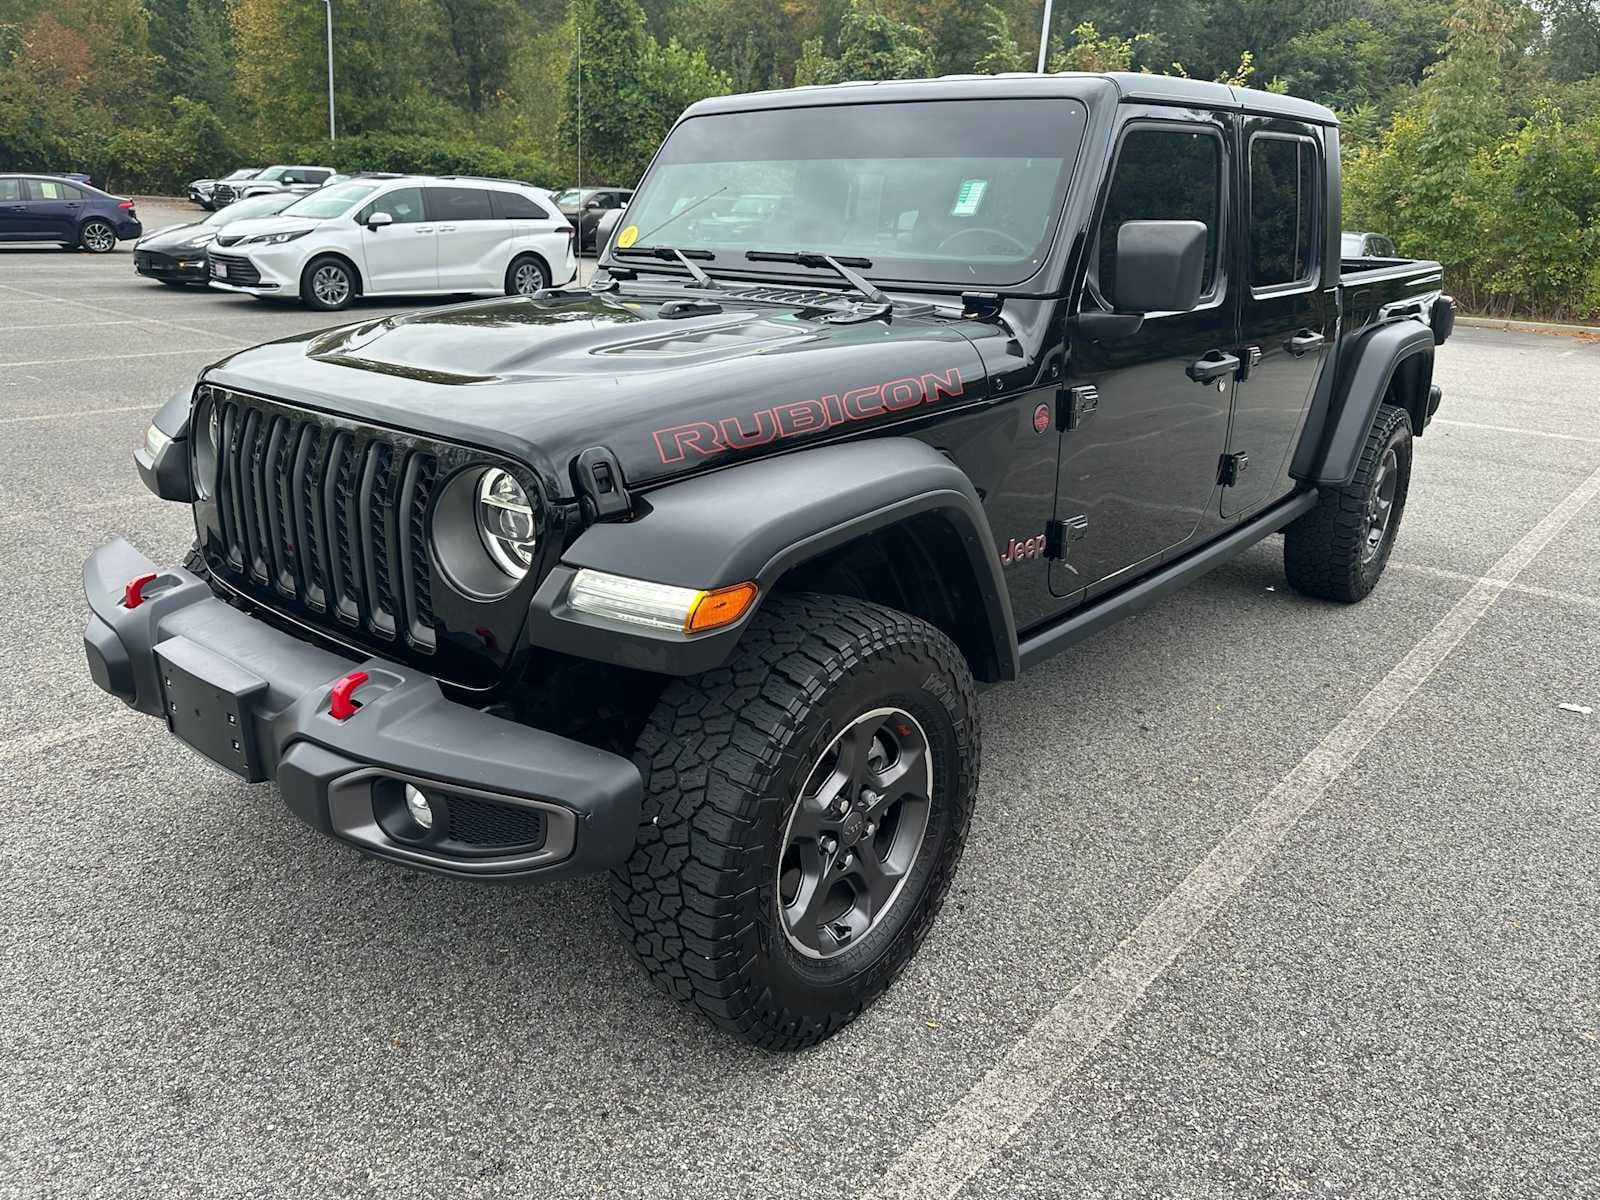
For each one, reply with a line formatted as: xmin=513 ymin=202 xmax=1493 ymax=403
xmin=1236 ymin=345 xmax=1263 ymax=381
xmin=1056 ymin=385 xmax=1099 ymax=431
xmin=1218 ymin=452 xmax=1250 ymax=487
xmin=1044 ymin=514 xmax=1089 ymax=560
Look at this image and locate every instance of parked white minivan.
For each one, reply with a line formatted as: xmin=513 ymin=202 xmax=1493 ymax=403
xmin=206 ymin=176 xmax=577 ymax=311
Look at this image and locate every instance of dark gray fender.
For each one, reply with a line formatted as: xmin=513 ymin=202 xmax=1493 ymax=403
xmin=1292 ymin=319 xmax=1435 ymax=487
xmin=135 ymin=386 xmax=197 ymax=502
xmin=525 ymin=439 xmax=1019 ymax=680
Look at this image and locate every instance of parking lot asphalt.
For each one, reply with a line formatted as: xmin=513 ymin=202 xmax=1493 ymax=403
xmin=2 ymin=200 xmax=1597 ymax=1199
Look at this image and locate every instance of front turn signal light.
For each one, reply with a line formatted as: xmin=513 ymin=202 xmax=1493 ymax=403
xmin=686 ymin=581 xmax=759 ymax=633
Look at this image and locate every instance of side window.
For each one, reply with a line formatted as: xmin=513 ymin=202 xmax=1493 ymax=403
xmin=0 ymin=178 xmax=24 ymax=201
xmin=1249 ymin=135 xmax=1319 ymax=289
xmin=1096 ymin=127 xmax=1223 ymax=307
xmin=425 ymin=187 xmax=493 ymax=222
xmin=358 ymin=187 xmax=425 ymax=224
xmin=26 ymin=179 xmax=76 ymax=201
xmin=489 ymin=190 xmax=549 ymax=220
xmin=1374 ymin=236 xmax=1395 ymax=258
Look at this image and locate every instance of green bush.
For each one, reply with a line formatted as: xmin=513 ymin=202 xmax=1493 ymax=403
xmin=266 ymin=133 xmax=557 ymax=189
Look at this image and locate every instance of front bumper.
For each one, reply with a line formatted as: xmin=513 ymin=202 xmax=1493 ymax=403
xmin=82 ymin=538 xmax=643 ymax=880
xmin=135 ymin=250 xmax=209 ymax=283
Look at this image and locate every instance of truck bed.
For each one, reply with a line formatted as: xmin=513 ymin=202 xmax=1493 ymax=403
xmin=1340 ymin=256 xmax=1445 ymax=335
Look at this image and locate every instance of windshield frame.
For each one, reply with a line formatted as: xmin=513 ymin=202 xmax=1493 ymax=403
xmin=604 ymin=95 xmax=1089 ymax=294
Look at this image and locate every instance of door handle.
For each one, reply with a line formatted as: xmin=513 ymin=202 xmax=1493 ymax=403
xmin=1285 ymin=330 xmax=1326 ymax=357
xmin=1186 ymin=350 xmax=1241 ymax=384
xmin=437 ymin=225 xmax=456 ymax=232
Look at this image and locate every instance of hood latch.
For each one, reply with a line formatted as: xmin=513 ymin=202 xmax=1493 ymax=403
xmin=573 ymin=446 xmax=632 ymax=522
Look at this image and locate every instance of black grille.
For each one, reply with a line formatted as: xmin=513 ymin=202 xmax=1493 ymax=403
xmin=446 ymin=796 xmax=546 ymax=851
xmin=208 ymin=251 xmax=260 ymax=286
xmin=212 ymin=183 xmax=239 ymax=206
xmin=205 ymin=390 xmax=442 ymax=652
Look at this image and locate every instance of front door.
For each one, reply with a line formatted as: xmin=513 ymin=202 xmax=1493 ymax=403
xmin=358 ymin=187 xmax=436 ymax=293
xmin=1222 ymin=119 xmax=1335 ymax=517
xmin=1051 ymin=114 xmax=1237 ymax=600
xmin=0 ymin=177 xmax=25 ymax=237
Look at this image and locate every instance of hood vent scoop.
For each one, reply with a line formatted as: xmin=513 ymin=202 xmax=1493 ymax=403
xmin=658 ymin=298 xmax=723 ymax=320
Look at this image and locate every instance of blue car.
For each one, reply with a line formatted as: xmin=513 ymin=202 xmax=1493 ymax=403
xmin=0 ymin=174 xmax=143 ymax=253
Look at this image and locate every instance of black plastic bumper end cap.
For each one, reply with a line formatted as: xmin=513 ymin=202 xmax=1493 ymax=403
xmin=85 ymin=614 xmax=135 ymax=702
xmin=277 ymin=742 xmax=348 ymax=835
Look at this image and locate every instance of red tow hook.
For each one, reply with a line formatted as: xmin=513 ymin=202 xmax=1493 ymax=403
xmin=122 ymin=572 xmax=160 ymax=609
xmin=328 ymin=670 xmax=369 ymax=721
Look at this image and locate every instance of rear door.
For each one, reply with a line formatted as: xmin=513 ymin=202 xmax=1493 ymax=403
xmin=1051 ymin=112 xmax=1238 ymax=601
xmin=357 ymin=186 xmax=435 ymax=293
xmin=22 ymin=178 xmax=83 ymax=240
xmin=426 ymin=186 xmax=507 ymax=289
xmin=1222 ymin=119 xmax=1334 ymax=518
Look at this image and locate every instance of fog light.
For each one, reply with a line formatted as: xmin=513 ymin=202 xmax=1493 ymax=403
xmin=404 ymin=784 xmax=435 ymax=830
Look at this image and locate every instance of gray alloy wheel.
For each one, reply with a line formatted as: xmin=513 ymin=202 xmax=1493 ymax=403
xmin=303 ymin=258 xmax=354 ymax=310
xmin=778 ymin=706 xmax=934 ymax=960
xmin=1362 ymin=447 xmax=1399 ymax=565
xmin=80 ymin=220 xmax=116 ymax=253
xmin=507 ymin=256 xmax=548 ymax=297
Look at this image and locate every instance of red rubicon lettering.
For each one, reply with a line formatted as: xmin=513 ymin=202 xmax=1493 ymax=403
xmin=654 ymin=422 xmax=727 ymax=464
xmin=650 ymin=367 xmax=966 ymax=465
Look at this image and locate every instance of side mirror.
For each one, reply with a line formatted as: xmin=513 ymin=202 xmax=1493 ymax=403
xmin=1111 ymin=220 xmax=1208 ymax=314
xmin=585 ymin=198 xmax=603 ymax=210
xmin=366 ymin=211 xmax=394 ymax=230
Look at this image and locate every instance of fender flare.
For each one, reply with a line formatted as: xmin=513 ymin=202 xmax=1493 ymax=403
xmin=1292 ymin=319 xmax=1434 ymax=487
xmin=525 ymin=439 xmax=1020 ymax=679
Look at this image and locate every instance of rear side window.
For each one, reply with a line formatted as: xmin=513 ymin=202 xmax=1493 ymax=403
xmin=304 ymin=169 xmax=332 ymax=184
xmin=1096 ymin=127 xmax=1223 ymax=306
xmin=0 ymin=178 xmax=21 ymax=202
xmin=1250 ymin=135 xmax=1319 ymax=288
xmin=425 ymin=187 xmax=493 ymax=221
xmin=490 ymin=190 xmax=549 ymax=220
xmin=26 ymin=179 xmax=80 ymax=201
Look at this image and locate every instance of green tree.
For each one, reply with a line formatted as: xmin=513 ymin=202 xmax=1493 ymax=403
xmin=974 ymin=3 xmax=1026 ymax=74
xmin=436 ymin=0 xmax=521 ymax=114
xmin=810 ymin=0 xmax=933 ymax=83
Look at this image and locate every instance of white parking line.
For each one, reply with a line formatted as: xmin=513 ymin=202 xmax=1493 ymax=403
xmin=867 ymin=459 xmax=1600 ymax=1200
xmin=0 ymin=404 xmax=153 ymax=425
xmin=1434 ymin=418 xmax=1600 ymax=444
xmin=4 ymin=319 xmax=146 ymax=331
xmin=1391 ymin=561 xmax=1600 ymax=610
xmin=1 ymin=347 xmax=231 ymax=369
xmin=0 ymin=281 xmax=251 ymax=347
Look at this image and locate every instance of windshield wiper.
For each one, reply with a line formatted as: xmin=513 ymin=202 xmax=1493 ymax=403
xmin=744 ymin=250 xmax=889 ymax=306
xmin=615 ymin=245 xmax=718 ymax=288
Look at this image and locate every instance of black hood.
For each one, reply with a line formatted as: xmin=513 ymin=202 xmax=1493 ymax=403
xmin=201 ymin=289 xmax=1000 ymax=503
xmin=138 ymin=222 xmax=212 ymax=251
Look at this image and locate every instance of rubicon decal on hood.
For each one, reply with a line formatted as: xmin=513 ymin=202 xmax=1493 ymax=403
xmin=651 ymin=368 xmax=966 ymax=465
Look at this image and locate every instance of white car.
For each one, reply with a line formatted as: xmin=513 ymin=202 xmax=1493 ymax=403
xmin=206 ymin=176 xmax=577 ymax=311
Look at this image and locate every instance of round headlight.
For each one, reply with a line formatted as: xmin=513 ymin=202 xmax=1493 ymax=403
xmin=191 ymin=390 xmax=222 ymax=499
xmin=476 ymin=468 xmax=537 ymax=578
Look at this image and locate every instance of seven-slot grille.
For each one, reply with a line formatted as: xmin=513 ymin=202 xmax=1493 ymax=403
xmin=207 ymin=391 xmax=440 ymax=652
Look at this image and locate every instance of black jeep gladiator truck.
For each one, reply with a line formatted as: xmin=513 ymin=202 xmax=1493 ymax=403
xmin=87 ymin=73 xmax=1453 ymax=1049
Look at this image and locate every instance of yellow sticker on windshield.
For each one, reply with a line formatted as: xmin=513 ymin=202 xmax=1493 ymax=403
xmin=616 ymin=224 xmax=639 ymax=249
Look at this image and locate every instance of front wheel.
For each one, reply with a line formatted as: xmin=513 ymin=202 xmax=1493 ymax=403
xmin=79 ymin=220 xmax=117 ymax=254
xmin=1284 ymin=402 xmax=1413 ymax=602
xmin=505 ymin=254 xmax=548 ymax=297
xmin=301 ymin=256 xmax=356 ymax=311
xmin=612 ymin=594 xmax=979 ymax=1049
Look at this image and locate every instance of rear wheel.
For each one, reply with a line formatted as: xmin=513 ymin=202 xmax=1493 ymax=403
xmin=79 ymin=220 xmax=117 ymax=254
xmin=612 ymin=594 xmax=979 ymax=1049
xmin=505 ymin=255 xmax=548 ymax=297
xmin=301 ymin=255 xmax=356 ymax=311
xmin=1284 ymin=402 xmax=1413 ymax=602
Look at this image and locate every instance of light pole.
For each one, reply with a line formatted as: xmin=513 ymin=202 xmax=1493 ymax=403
xmin=322 ymin=0 xmax=336 ymax=141
xmin=1036 ymin=0 xmax=1054 ymax=73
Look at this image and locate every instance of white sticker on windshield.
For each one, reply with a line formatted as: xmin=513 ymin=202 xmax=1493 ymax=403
xmin=951 ymin=178 xmax=988 ymax=217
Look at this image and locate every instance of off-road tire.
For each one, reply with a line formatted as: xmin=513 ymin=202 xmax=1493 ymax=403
xmin=611 ymin=593 xmax=979 ymax=1050
xmin=1284 ymin=402 xmax=1413 ymax=602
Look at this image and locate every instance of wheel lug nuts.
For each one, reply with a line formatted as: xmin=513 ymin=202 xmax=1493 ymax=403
xmin=841 ymin=852 xmax=854 ymax=869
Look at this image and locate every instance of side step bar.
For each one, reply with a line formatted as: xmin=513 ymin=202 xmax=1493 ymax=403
xmin=1018 ymin=490 xmax=1319 ymax=672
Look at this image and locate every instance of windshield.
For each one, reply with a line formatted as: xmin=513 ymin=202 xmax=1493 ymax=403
xmin=552 ymin=189 xmax=584 ymax=206
xmin=616 ymin=98 xmax=1086 ymax=288
xmin=257 ymin=167 xmax=290 ymax=182
xmin=282 ymin=181 xmax=378 ymax=219
xmin=206 ymin=194 xmax=292 ymax=225
xmin=227 ymin=168 xmax=258 ymax=180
